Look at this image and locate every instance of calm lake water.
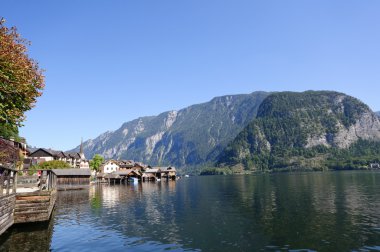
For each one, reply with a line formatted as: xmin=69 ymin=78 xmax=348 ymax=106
xmin=1 ymin=171 xmax=380 ymax=252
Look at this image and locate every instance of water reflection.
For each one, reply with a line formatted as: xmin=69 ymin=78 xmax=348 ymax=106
xmin=0 ymin=172 xmax=379 ymax=252
xmin=0 ymin=216 xmax=54 ymax=252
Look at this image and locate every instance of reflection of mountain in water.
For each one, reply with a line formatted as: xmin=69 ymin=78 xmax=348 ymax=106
xmin=1 ymin=173 xmax=379 ymax=252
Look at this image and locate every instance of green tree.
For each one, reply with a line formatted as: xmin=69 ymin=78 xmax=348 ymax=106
xmin=89 ymin=154 xmax=104 ymax=173
xmin=0 ymin=18 xmax=45 ymax=133
xmin=28 ymin=160 xmax=71 ymax=175
xmin=0 ymin=124 xmax=19 ymax=140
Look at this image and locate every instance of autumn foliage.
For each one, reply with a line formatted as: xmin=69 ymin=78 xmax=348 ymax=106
xmin=0 ymin=18 xmax=45 ymax=126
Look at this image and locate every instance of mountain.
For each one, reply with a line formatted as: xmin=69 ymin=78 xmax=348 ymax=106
xmin=376 ymin=111 xmax=380 ymax=117
xmin=71 ymin=92 xmax=269 ymax=168
xmin=217 ymin=91 xmax=380 ymax=171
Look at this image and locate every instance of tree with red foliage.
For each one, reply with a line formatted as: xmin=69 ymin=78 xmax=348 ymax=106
xmin=0 ymin=17 xmax=45 ymax=128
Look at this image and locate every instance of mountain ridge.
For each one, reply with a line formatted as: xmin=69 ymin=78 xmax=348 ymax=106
xmin=70 ymin=91 xmax=269 ymax=168
xmin=217 ymin=91 xmax=380 ymax=171
xmin=71 ymin=90 xmax=380 ymax=172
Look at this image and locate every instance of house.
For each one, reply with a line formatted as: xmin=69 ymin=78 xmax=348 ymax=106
xmin=27 ymin=140 xmax=89 ymax=169
xmin=117 ymin=160 xmax=146 ymax=172
xmin=100 ymin=160 xmax=120 ymax=174
xmin=0 ymin=137 xmax=29 ymax=168
xmin=142 ymin=167 xmax=162 ymax=181
xmin=52 ymin=168 xmax=91 ymax=190
xmin=28 ymin=148 xmax=59 ymax=163
xmin=118 ymin=160 xmax=134 ymax=171
xmin=159 ymin=166 xmax=177 ymax=180
xmin=132 ymin=162 xmax=147 ymax=172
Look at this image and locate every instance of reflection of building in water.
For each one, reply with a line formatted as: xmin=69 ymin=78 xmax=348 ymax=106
xmin=101 ymin=185 xmax=121 ymax=208
xmin=168 ymin=180 xmax=176 ymax=193
xmin=138 ymin=182 xmax=181 ymax=243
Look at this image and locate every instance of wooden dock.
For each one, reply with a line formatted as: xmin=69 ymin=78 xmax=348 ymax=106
xmin=14 ymin=190 xmax=57 ymax=224
xmin=0 ymin=166 xmax=16 ymax=236
xmin=0 ymin=167 xmax=57 ymax=236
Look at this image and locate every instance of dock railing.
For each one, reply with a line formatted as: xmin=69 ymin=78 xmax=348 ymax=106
xmin=0 ymin=165 xmax=17 ymax=197
xmin=0 ymin=165 xmax=17 ymax=236
xmin=38 ymin=170 xmax=57 ymax=191
xmin=16 ymin=169 xmax=57 ymax=192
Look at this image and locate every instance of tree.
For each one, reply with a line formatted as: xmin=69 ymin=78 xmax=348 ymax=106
xmin=28 ymin=160 xmax=71 ymax=175
xmin=89 ymin=154 xmax=104 ymax=173
xmin=0 ymin=123 xmax=19 ymax=140
xmin=0 ymin=18 xmax=45 ymax=129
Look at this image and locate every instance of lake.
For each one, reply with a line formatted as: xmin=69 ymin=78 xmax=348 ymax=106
xmin=1 ymin=171 xmax=380 ymax=251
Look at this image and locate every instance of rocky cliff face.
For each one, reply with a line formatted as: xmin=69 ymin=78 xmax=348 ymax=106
xmin=218 ymin=91 xmax=380 ymax=170
xmin=332 ymin=112 xmax=380 ymax=148
xmin=69 ymin=92 xmax=269 ymax=167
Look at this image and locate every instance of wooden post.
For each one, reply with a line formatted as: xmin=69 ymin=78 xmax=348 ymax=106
xmin=0 ymin=170 xmax=4 ymax=197
xmin=6 ymin=171 xmax=10 ymax=195
xmin=13 ymin=170 xmax=17 ymax=193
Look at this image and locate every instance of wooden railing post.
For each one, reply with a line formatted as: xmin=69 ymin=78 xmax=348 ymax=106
xmin=0 ymin=170 xmax=4 ymax=197
xmin=13 ymin=170 xmax=17 ymax=194
xmin=6 ymin=170 xmax=10 ymax=195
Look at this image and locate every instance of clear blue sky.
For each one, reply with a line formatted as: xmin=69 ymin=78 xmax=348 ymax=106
xmin=3 ymin=0 xmax=380 ymax=151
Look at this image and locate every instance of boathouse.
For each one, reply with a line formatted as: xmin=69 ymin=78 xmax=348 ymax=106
xmin=52 ymin=168 xmax=91 ymax=190
xmin=104 ymin=173 xmax=121 ymax=184
xmin=116 ymin=169 xmax=142 ymax=180
xmin=142 ymin=168 xmax=161 ymax=181
xmin=159 ymin=167 xmax=177 ymax=180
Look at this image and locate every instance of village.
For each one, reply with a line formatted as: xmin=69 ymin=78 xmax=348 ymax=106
xmin=0 ymin=137 xmax=178 ymax=187
xmin=26 ymin=151 xmax=177 ymax=185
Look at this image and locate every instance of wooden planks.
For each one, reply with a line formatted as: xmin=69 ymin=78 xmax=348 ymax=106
xmin=0 ymin=194 xmax=16 ymax=236
xmin=14 ymin=190 xmax=56 ymax=224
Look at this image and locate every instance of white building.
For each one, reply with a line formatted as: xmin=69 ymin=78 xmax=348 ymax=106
xmin=101 ymin=160 xmax=120 ymax=174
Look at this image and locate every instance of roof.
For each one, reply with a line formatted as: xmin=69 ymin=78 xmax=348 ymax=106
xmin=66 ymin=152 xmax=81 ymax=159
xmin=52 ymin=168 xmax=91 ymax=176
xmin=29 ymin=148 xmax=55 ymax=157
xmin=119 ymin=163 xmax=134 ymax=168
xmin=103 ymin=160 xmax=120 ymax=165
xmin=104 ymin=173 xmax=121 ymax=179
xmin=115 ymin=170 xmax=142 ymax=176
xmin=158 ymin=166 xmax=176 ymax=172
xmin=142 ymin=173 xmax=156 ymax=178
xmin=134 ymin=162 xmax=146 ymax=168
xmin=115 ymin=169 xmax=134 ymax=175
xmin=145 ymin=168 xmax=161 ymax=173
xmin=29 ymin=148 xmax=84 ymax=160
